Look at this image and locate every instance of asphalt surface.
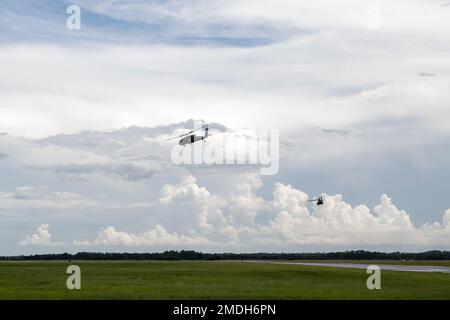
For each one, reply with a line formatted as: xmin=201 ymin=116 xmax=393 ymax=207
xmin=244 ymin=261 xmax=450 ymax=273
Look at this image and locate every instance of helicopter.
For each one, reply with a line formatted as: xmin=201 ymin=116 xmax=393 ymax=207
xmin=165 ymin=124 xmax=210 ymax=146
xmin=307 ymin=195 xmax=324 ymax=206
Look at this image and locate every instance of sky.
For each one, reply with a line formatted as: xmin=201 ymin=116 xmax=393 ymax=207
xmin=0 ymin=0 xmax=450 ymax=255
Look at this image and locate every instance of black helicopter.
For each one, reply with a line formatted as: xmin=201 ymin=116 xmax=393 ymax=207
xmin=307 ymin=195 xmax=324 ymax=206
xmin=165 ymin=124 xmax=210 ymax=146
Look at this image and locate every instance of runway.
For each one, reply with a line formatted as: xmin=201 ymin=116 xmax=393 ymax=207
xmin=244 ymin=261 xmax=450 ymax=273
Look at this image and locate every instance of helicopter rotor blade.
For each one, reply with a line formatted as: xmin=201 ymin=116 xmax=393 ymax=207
xmin=164 ymin=124 xmax=208 ymax=141
xmin=164 ymin=132 xmax=192 ymax=141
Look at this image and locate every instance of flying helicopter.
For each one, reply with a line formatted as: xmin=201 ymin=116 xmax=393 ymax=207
xmin=307 ymin=195 xmax=324 ymax=206
xmin=165 ymin=124 xmax=210 ymax=146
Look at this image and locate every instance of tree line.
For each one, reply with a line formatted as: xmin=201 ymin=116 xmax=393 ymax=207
xmin=1 ymin=250 xmax=450 ymax=261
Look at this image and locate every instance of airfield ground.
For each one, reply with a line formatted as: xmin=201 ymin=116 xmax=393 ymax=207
xmin=0 ymin=260 xmax=449 ymax=299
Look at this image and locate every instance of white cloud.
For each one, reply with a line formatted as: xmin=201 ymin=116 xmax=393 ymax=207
xmin=73 ymin=175 xmax=450 ymax=248
xmin=160 ymin=175 xmax=227 ymax=233
xmin=227 ymin=173 xmax=268 ymax=226
xmin=77 ymin=0 xmax=450 ymax=37
xmin=18 ymin=224 xmax=64 ymax=246
xmin=1 ymin=31 xmax=450 ymax=138
xmin=417 ymin=209 xmax=450 ymax=246
xmin=266 ymin=191 xmax=418 ymax=246
xmin=160 ymin=175 xmax=214 ymax=204
xmin=444 ymin=209 xmax=450 ymax=228
xmin=74 ymin=225 xmax=208 ymax=246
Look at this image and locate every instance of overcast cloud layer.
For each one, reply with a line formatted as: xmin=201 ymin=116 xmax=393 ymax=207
xmin=1 ymin=0 xmax=449 ymax=254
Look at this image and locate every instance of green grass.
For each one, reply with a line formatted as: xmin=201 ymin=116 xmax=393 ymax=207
xmin=0 ymin=260 xmax=449 ymax=299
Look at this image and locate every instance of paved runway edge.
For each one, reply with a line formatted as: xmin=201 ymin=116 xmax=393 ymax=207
xmin=243 ymin=261 xmax=450 ymax=273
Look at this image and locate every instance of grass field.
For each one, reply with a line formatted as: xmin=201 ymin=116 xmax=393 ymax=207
xmin=0 ymin=260 xmax=449 ymax=299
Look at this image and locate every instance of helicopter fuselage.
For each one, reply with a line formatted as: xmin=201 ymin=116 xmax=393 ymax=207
xmin=179 ymin=134 xmax=205 ymax=146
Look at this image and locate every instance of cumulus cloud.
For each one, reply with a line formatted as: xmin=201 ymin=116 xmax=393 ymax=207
xmin=160 ymin=175 xmax=215 ymax=204
xmin=227 ymin=173 xmax=268 ymax=226
xmin=73 ymin=225 xmax=208 ymax=246
xmin=160 ymin=175 xmax=227 ymax=233
xmin=266 ymin=190 xmax=418 ymax=246
xmin=18 ymin=224 xmax=64 ymax=246
xmin=73 ymin=175 xmax=450 ymax=248
xmin=444 ymin=210 xmax=450 ymax=228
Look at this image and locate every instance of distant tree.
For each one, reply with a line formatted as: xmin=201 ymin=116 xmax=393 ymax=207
xmin=2 ymin=250 xmax=450 ymax=261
